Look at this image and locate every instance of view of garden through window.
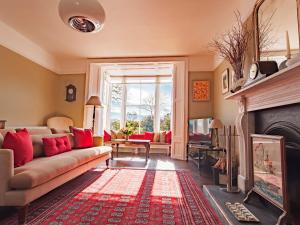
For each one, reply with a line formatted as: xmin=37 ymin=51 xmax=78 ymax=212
xmin=109 ymin=77 xmax=172 ymax=133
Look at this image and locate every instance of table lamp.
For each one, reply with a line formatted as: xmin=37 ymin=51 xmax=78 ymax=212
xmin=86 ymin=96 xmax=102 ymax=133
xmin=209 ymin=118 xmax=223 ymax=148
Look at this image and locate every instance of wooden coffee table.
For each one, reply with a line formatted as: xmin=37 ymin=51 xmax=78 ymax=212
xmin=110 ymin=139 xmax=151 ymax=162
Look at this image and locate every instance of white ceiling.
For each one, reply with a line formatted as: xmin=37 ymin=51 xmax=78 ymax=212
xmin=0 ymin=0 xmax=256 ymax=74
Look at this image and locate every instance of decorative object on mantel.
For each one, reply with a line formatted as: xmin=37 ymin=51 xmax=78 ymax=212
xmin=209 ymin=118 xmax=223 ymax=148
xmin=65 ymin=84 xmax=76 ymax=102
xmin=86 ymin=95 xmax=102 ymax=133
xmin=286 ymin=53 xmax=300 ymax=67
xmin=279 ymin=31 xmax=292 ymax=70
xmin=192 ymin=80 xmax=210 ymax=101
xmin=211 ymin=11 xmax=251 ymax=90
xmin=243 ymin=61 xmax=278 ymax=87
xmin=221 ymin=69 xmax=229 ymax=94
xmin=0 ymin=120 xmax=7 ymax=129
xmin=225 ymin=202 xmax=260 ymax=222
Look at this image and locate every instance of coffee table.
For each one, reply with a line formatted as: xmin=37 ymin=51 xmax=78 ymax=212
xmin=110 ymin=139 xmax=151 ymax=162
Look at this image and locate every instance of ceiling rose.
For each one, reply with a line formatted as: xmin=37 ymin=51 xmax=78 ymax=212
xmin=58 ymin=0 xmax=105 ymax=33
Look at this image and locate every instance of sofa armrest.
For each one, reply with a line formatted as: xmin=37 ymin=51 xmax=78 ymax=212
xmin=93 ymin=136 xmax=103 ymax=147
xmin=0 ymin=149 xmax=14 ymax=204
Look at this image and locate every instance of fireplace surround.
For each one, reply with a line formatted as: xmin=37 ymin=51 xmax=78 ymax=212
xmin=226 ymin=62 xmax=300 ymax=223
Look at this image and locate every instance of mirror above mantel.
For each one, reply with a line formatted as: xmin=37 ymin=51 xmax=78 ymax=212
xmin=254 ymin=0 xmax=300 ymax=67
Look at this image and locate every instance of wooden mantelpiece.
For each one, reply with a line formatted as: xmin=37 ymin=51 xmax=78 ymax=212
xmin=225 ymin=62 xmax=300 ymax=193
xmin=226 ymin=62 xmax=300 ymax=112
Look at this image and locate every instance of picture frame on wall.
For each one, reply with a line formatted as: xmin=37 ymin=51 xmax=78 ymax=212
xmin=222 ymin=69 xmax=229 ymax=94
xmin=192 ymin=80 xmax=210 ymax=101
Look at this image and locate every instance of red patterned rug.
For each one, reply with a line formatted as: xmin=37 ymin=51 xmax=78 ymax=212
xmin=1 ymin=169 xmax=222 ymax=225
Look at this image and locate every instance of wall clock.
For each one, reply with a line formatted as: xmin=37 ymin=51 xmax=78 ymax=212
xmin=66 ymin=84 xmax=76 ymax=102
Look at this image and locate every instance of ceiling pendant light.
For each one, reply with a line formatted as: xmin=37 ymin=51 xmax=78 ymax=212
xmin=58 ymin=0 xmax=105 ymax=33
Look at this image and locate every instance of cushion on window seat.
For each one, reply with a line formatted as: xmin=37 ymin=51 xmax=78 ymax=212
xmin=10 ymin=146 xmax=111 ymax=190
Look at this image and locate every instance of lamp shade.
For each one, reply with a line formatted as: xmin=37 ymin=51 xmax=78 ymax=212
xmin=86 ymin=96 xmax=102 ymax=106
xmin=209 ymin=118 xmax=223 ymax=129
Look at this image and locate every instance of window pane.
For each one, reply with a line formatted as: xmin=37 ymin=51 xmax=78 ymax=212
xmin=110 ymin=106 xmax=121 ymax=131
xmin=160 ymin=83 xmax=172 ymax=131
xmin=126 ymin=84 xmax=140 ymax=105
xmin=141 ymin=84 xmax=155 ymax=107
xmin=126 ymin=106 xmax=140 ymax=133
xmin=140 ymin=108 xmax=154 ymax=133
xmin=111 ymin=84 xmax=123 ymax=106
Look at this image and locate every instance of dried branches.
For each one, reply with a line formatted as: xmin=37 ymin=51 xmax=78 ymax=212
xmin=259 ymin=9 xmax=277 ymax=55
xmin=211 ymin=11 xmax=251 ymax=80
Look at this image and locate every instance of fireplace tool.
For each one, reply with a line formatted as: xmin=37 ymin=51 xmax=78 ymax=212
xmin=220 ymin=125 xmax=240 ymax=193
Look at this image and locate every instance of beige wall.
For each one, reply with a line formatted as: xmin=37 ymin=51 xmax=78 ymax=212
xmin=56 ymin=74 xmax=86 ymax=127
xmin=0 ymin=45 xmax=58 ymax=126
xmin=188 ymin=71 xmax=214 ymax=119
xmin=213 ymin=61 xmax=239 ymax=125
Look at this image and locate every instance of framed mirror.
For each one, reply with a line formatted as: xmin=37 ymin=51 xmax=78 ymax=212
xmin=253 ymin=0 xmax=300 ymax=65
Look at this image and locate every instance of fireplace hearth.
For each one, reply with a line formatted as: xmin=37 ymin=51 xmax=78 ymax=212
xmin=255 ymin=104 xmax=300 ymax=224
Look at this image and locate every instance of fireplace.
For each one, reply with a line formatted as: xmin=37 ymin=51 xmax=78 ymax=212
xmin=225 ymin=63 xmax=300 ymax=223
xmin=255 ymin=104 xmax=300 ymax=222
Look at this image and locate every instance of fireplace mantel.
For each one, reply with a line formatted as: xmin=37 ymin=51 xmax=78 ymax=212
xmin=226 ymin=62 xmax=300 ymax=112
xmin=225 ymin=62 xmax=300 ymax=192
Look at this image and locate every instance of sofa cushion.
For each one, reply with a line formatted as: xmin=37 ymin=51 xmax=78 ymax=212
xmin=3 ymin=129 xmax=33 ymax=167
xmin=159 ymin=131 xmax=166 ymax=143
xmin=50 ymin=128 xmax=71 ymax=134
xmin=153 ymin=132 xmax=160 ymax=142
xmin=42 ymin=136 xmax=71 ymax=157
xmin=73 ymin=128 xmax=93 ymax=148
xmin=104 ymin=130 xmax=111 ymax=142
xmin=10 ymin=146 xmax=112 ymax=190
xmin=0 ymin=129 xmax=16 ymax=137
xmin=16 ymin=127 xmax=52 ymax=135
xmin=144 ymin=132 xmax=154 ymax=141
xmin=129 ymin=134 xmax=145 ymax=139
xmin=31 ymin=133 xmax=75 ymax=158
xmin=166 ymin=131 xmax=172 ymax=144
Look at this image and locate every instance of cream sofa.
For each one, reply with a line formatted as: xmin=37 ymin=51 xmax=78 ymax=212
xmin=0 ymin=127 xmax=112 ymax=224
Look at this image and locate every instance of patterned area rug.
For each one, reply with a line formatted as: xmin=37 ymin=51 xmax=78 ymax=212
xmin=1 ymin=169 xmax=222 ymax=225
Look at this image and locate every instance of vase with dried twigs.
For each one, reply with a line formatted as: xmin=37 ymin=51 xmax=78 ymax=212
xmin=210 ymin=11 xmax=251 ymax=91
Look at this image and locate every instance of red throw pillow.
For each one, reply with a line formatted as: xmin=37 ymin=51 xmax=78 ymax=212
xmin=72 ymin=128 xmax=93 ymax=148
xmin=3 ymin=129 xmax=33 ymax=167
xmin=104 ymin=130 xmax=111 ymax=142
xmin=42 ymin=136 xmax=71 ymax=157
xmin=144 ymin=132 xmax=154 ymax=141
xmin=166 ymin=131 xmax=172 ymax=144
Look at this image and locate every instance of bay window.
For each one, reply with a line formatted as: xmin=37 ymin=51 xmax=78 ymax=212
xmin=107 ymin=76 xmax=172 ymax=133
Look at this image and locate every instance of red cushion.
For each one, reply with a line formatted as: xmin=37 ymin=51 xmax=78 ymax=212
xmin=144 ymin=132 xmax=154 ymax=141
xmin=104 ymin=130 xmax=111 ymax=142
xmin=72 ymin=128 xmax=93 ymax=148
xmin=129 ymin=134 xmax=145 ymax=139
xmin=42 ymin=136 xmax=71 ymax=157
xmin=2 ymin=129 xmax=33 ymax=167
xmin=166 ymin=131 xmax=172 ymax=144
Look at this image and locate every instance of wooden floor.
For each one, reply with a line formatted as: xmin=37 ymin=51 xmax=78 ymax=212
xmin=102 ymin=152 xmax=215 ymax=186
